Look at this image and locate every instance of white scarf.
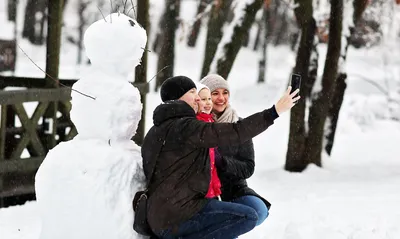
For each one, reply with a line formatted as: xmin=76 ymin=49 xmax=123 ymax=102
xmin=214 ymin=104 xmax=239 ymax=123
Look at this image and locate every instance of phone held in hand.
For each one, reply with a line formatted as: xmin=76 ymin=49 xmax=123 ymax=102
xmin=290 ymin=73 xmax=301 ymax=103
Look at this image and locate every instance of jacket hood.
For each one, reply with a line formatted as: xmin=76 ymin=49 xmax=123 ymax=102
xmin=153 ymin=100 xmax=196 ymax=126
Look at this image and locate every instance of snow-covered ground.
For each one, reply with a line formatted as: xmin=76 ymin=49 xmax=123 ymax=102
xmin=2 ymin=44 xmax=400 ymax=239
xmin=1 ymin=1 xmax=400 ymax=238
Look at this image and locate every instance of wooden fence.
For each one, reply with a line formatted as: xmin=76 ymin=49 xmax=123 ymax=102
xmin=0 ymin=76 xmax=148 ymax=206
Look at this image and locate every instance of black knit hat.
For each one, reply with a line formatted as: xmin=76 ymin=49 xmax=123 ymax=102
xmin=160 ymin=76 xmax=197 ymax=102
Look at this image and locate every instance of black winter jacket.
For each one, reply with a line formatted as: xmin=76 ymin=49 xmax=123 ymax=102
xmin=217 ymin=136 xmax=271 ymax=208
xmin=141 ymin=100 xmax=278 ymax=233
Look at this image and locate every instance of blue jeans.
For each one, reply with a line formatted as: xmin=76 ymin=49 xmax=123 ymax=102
xmin=231 ymin=195 xmax=269 ymax=226
xmin=156 ymin=199 xmax=258 ymax=239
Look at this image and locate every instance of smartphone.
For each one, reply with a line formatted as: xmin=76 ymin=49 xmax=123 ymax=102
xmin=290 ymin=73 xmax=301 ymax=103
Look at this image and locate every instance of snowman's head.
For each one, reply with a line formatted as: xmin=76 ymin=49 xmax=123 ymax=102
xmin=83 ymin=13 xmax=147 ymax=76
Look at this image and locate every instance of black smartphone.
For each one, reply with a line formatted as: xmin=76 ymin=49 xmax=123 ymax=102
xmin=290 ymin=73 xmax=301 ymax=102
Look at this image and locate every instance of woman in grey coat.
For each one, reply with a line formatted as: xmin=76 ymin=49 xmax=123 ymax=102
xmin=201 ymin=74 xmax=272 ymax=226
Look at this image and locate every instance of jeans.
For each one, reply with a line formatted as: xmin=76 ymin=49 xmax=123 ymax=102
xmin=156 ymin=199 xmax=258 ymax=239
xmin=231 ymin=195 xmax=269 ymax=226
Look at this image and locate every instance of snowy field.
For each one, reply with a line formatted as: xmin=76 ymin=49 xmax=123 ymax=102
xmin=1 ymin=44 xmax=400 ymax=238
xmin=1 ymin=1 xmax=400 ymax=239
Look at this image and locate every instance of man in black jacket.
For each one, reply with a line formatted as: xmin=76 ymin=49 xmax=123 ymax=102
xmin=142 ymin=76 xmax=299 ymax=239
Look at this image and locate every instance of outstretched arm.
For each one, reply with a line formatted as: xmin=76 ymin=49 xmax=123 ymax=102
xmin=179 ymin=86 xmax=300 ymax=148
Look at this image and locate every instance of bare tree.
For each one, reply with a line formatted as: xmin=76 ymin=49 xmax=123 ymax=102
xmin=325 ymin=0 xmax=369 ymax=155
xmin=208 ymin=0 xmax=265 ymax=79
xmin=155 ymin=0 xmax=181 ymax=91
xmin=285 ymin=0 xmax=318 ymax=172
xmin=7 ymin=0 xmax=17 ymax=22
xmin=187 ymin=0 xmax=213 ymax=47
xmin=201 ymin=0 xmax=233 ymax=78
xmin=303 ymin=0 xmax=343 ymax=167
xmin=22 ymin=0 xmax=48 ymax=45
xmin=257 ymin=3 xmax=270 ymax=83
xmin=77 ymin=0 xmax=90 ymax=64
xmin=43 ymin=0 xmax=64 ymax=150
xmin=133 ymin=0 xmax=150 ymax=146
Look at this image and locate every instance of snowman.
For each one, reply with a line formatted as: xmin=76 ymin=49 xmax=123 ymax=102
xmin=35 ymin=13 xmax=148 ymax=239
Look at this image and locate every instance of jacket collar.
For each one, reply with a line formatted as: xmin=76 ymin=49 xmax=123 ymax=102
xmin=153 ymin=100 xmax=196 ymax=126
xmin=196 ymin=112 xmax=213 ymax=122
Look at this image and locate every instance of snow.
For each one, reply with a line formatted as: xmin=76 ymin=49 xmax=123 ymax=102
xmin=33 ymin=13 xmax=147 ymax=239
xmin=337 ymin=0 xmax=355 ymax=73
xmin=1 ymin=1 xmax=400 ymax=239
xmin=2 ymin=44 xmax=400 ymax=239
xmin=83 ymin=13 xmax=147 ymax=76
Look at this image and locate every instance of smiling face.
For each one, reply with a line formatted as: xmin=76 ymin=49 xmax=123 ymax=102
xmin=198 ymin=88 xmax=213 ymax=114
xmin=179 ymin=88 xmax=200 ymax=113
xmin=211 ymin=88 xmax=230 ymax=115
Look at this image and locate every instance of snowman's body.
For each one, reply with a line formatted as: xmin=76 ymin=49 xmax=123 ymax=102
xmin=35 ymin=13 xmax=147 ymax=239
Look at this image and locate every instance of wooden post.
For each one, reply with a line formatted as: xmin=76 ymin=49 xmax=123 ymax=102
xmin=133 ymin=0 xmax=149 ymax=146
xmin=43 ymin=0 xmax=63 ymax=150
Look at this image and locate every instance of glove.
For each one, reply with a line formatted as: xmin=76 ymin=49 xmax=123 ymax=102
xmin=214 ymin=148 xmax=226 ymax=170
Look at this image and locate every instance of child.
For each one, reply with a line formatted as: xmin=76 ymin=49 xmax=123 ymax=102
xmin=196 ymin=83 xmax=222 ymax=199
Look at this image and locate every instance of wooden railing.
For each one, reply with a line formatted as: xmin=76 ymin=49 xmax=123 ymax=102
xmin=0 ymin=87 xmax=75 ymax=199
xmin=0 ymin=76 xmax=148 ymax=205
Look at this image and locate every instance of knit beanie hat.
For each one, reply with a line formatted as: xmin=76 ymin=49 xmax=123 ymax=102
xmin=195 ymin=82 xmax=210 ymax=94
xmin=160 ymin=76 xmax=197 ymax=102
xmin=199 ymin=74 xmax=229 ymax=93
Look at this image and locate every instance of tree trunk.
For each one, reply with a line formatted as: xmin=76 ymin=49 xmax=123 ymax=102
xmin=187 ymin=0 xmax=212 ymax=47
xmin=152 ymin=4 xmax=166 ymax=53
xmin=22 ymin=0 xmax=47 ymax=45
xmin=38 ymin=2 xmax=47 ymax=45
xmin=45 ymin=0 xmax=63 ymax=87
xmin=77 ymin=1 xmax=89 ymax=65
xmin=253 ymin=19 xmax=263 ymax=51
xmin=200 ymin=0 xmax=233 ymax=78
xmin=257 ymin=6 xmax=269 ymax=83
xmin=133 ymin=0 xmax=150 ymax=146
xmin=43 ymin=0 xmax=64 ymax=150
xmin=155 ymin=0 xmax=181 ymax=91
xmin=325 ymin=0 xmax=369 ymax=155
xmin=208 ymin=0 xmax=264 ymax=79
xmin=325 ymin=72 xmax=346 ymax=154
xmin=274 ymin=7 xmax=288 ymax=46
xmin=22 ymin=0 xmax=38 ymax=42
xmin=284 ymin=0 xmax=316 ymax=172
xmin=304 ymin=0 xmax=343 ymax=167
xmin=8 ymin=0 xmax=17 ymax=22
